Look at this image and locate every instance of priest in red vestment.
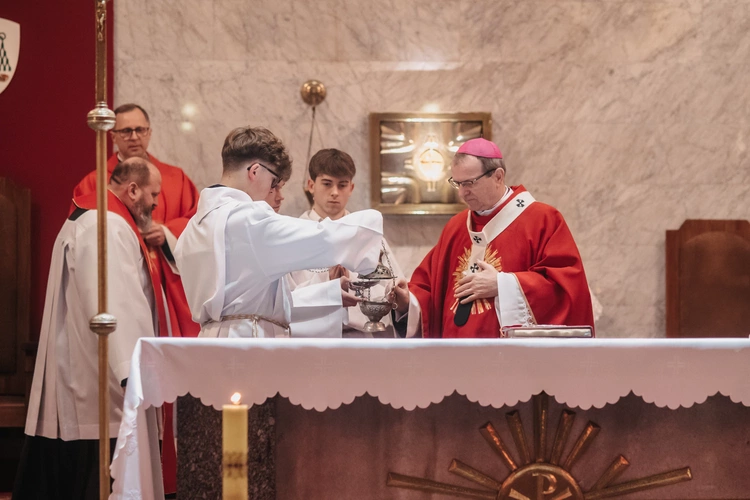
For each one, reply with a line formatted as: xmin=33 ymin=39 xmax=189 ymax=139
xmin=392 ymin=138 xmax=594 ymax=338
xmin=72 ymin=103 xmax=196 ymax=494
xmin=73 ymin=103 xmax=199 ymax=340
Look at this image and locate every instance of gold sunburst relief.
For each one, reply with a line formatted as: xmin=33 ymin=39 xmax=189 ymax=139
xmin=387 ymin=392 xmax=692 ymax=500
xmin=449 ymin=247 xmax=503 ymax=316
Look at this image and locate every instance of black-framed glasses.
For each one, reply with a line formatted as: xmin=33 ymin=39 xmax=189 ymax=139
xmin=447 ymin=168 xmax=498 ymax=189
xmin=112 ymin=127 xmax=150 ymax=138
xmin=248 ymin=162 xmax=281 ymax=189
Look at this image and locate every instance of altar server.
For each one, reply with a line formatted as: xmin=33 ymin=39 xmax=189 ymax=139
xmin=15 ymin=158 xmax=165 ymax=499
xmin=174 ymin=126 xmax=384 ymax=338
xmin=392 ymin=138 xmax=594 ymax=338
xmin=289 ymin=148 xmax=404 ymax=337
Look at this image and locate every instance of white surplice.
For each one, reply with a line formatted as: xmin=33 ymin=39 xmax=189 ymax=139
xmin=25 ymin=210 xmax=157 ymax=440
xmin=173 ymin=186 xmax=384 ymax=338
xmin=288 ymin=208 xmax=404 ymax=338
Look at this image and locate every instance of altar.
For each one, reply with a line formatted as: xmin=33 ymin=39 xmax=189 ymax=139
xmin=110 ymin=338 xmax=750 ymax=499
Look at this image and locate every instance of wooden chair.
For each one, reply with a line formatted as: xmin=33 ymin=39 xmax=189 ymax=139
xmin=666 ymin=220 xmax=750 ymax=338
xmin=0 ymin=177 xmax=31 ymax=428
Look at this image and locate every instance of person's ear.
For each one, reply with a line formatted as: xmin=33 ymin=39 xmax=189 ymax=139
xmin=127 ymin=181 xmax=139 ymax=201
xmin=306 ymin=178 xmax=315 ymax=192
xmin=247 ymin=164 xmax=260 ymax=181
xmin=496 ymin=168 xmax=505 ymax=184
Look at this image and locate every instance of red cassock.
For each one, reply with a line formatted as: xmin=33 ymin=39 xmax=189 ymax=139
xmin=72 ymin=153 xmax=199 ymax=494
xmin=409 ymin=185 xmax=594 ymax=338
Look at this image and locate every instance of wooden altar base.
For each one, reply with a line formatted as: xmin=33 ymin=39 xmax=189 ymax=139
xmin=178 ymin=392 xmax=750 ymax=499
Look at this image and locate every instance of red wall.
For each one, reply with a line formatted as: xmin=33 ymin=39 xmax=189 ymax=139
xmin=0 ymin=1 xmax=113 ymax=339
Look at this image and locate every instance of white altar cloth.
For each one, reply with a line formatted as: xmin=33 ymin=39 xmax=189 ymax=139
xmin=110 ymin=337 xmax=750 ymax=499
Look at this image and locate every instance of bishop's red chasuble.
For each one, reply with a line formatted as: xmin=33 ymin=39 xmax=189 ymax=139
xmin=409 ymin=185 xmax=594 ymax=338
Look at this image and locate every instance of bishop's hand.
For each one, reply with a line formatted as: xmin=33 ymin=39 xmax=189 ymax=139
xmin=455 ymin=261 xmax=499 ymax=304
xmin=390 ymin=278 xmax=410 ymax=315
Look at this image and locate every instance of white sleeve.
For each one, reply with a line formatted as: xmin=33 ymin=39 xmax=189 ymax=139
xmin=288 ymin=278 xmax=345 ymax=338
xmin=247 ymin=209 xmax=383 ymax=282
xmin=495 ymin=272 xmax=534 ymax=327
xmin=393 ymin=292 xmax=422 ymax=338
xmin=288 ymin=268 xmax=330 ymax=291
xmin=74 ymin=215 xmax=156 ymax=383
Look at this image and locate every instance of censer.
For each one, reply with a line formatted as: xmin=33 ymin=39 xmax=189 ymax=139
xmin=349 ymin=245 xmax=397 ymax=332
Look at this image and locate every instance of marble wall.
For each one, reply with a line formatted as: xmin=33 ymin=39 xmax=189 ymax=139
xmin=114 ymin=0 xmax=750 ymax=337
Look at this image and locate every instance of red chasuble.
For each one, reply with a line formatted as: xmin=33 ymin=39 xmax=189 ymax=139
xmin=409 ymin=185 xmax=594 ymax=338
xmin=73 ymin=153 xmax=200 ymax=339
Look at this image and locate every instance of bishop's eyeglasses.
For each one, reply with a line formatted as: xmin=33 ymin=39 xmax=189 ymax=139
xmin=447 ymin=168 xmax=498 ymax=189
xmin=112 ymin=127 xmax=151 ymax=138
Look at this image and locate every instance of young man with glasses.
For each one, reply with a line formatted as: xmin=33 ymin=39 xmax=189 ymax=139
xmin=391 ymin=138 xmax=594 ymax=338
xmin=174 ymin=126 xmax=385 ymax=339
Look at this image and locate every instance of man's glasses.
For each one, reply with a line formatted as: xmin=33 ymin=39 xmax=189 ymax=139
xmin=248 ymin=162 xmax=281 ymax=189
xmin=447 ymin=168 xmax=498 ymax=189
xmin=112 ymin=127 xmax=151 ymax=138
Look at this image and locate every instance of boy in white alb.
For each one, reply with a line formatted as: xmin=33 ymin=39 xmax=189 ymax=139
xmin=288 ymin=149 xmax=403 ymax=337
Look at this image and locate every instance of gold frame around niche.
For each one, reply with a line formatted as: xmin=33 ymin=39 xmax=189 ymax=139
xmin=369 ymin=112 xmax=492 ymax=215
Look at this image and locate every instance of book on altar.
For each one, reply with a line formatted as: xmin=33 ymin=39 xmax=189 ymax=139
xmin=501 ymin=325 xmax=593 ymax=338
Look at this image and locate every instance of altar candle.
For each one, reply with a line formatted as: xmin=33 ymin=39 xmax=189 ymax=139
xmin=223 ymin=392 xmax=248 ymax=500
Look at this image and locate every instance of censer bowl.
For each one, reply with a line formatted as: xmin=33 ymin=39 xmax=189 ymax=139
xmin=359 ymin=300 xmax=392 ymax=332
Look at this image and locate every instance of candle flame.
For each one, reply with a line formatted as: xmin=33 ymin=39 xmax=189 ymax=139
xmin=231 ymin=392 xmax=242 ymax=405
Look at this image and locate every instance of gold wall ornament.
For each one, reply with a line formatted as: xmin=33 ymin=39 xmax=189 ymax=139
xmin=387 ymin=392 xmax=692 ymax=500
xmin=300 ymin=79 xmax=326 ymax=205
xmin=369 ymin=112 xmax=492 ymax=215
xmin=300 ymin=79 xmax=326 ymax=107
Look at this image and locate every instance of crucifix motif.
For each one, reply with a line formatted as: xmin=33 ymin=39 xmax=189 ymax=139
xmin=516 ymin=199 xmax=525 ymax=208
xmin=470 ymin=263 xmax=480 ymax=273
xmin=473 ymin=235 xmax=482 ymax=244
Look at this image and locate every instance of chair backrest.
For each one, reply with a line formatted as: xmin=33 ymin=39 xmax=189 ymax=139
xmin=666 ymin=220 xmax=750 ymax=338
xmin=0 ymin=177 xmax=30 ymax=398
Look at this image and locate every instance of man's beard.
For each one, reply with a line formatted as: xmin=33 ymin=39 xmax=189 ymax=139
xmin=132 ymin=198 xmax=154 ymax=231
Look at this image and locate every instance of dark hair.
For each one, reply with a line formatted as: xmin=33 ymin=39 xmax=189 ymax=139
xmin=452 ymin=153 xmax=505 ymax=173
xmin=109 ymin=157 xmax=152 ymax=187
xmin=309 ymin=148 xmax=356 ymax=180
xmin=221 ymin=126 xmax=292 ymax=181
xmin=114 ymin=103 xmax=150 ymax=123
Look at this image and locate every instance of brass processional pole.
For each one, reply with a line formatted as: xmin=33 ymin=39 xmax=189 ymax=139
xmin=87 ymin=1 xmax=117 ymax=499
